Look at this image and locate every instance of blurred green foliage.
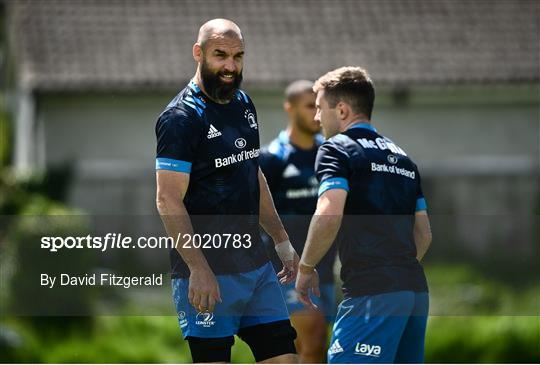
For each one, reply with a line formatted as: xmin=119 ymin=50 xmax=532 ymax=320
xmin=1 ymin=315 xmax=258 ymax=363
xmin=3 ymin=214 xmax=96 ymax=318
xmin=0 ymin=110 xmax=10 ymax=167
xmin=426 ymin=316 xmax=540 ymax=363
xmin=1 ymin=314 xmax=538 ymax=363
xmin=0 ymin=165 xmax=74 ymax=214
xmin=425 ymin=265 xmax=540 ymax=316
xmin=0 ymin=169 xmax=99 ymax=360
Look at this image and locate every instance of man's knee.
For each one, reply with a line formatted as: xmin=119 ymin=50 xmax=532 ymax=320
xmin=293 ymin=315 xmax=328 ymax=362
xmin=187 ymin=336 xmax=235 ymax=363
xmin=238 ymin=320 xmax=297 ymax=362
xmin=292 ymin=312 xmax=328 ymax=349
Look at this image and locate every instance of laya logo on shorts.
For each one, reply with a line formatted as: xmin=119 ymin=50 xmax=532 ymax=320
xmin=354 ymin=343 xmax=381 ymax=357
xmin=196 ymin=311 xmax=215 ymax=328
xmin=244 ymin=109 xmax=257 ymax=130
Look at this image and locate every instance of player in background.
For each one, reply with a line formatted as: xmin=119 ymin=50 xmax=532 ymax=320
xmin=295 ymin=67 xmax=432 ymax=363
xmin=155 ymin=19 xmax=299 ymax=363
xmin=260 ymin=80 xmax=337 ymax=363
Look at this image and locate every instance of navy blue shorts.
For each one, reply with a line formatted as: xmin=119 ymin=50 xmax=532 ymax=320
xmin=172 ymin=262 xmax=290 ymax=338
xmin=328 ymin=291 xmax=429 ymax=363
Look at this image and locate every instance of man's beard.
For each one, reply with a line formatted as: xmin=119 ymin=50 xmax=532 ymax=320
xmin=200 ymin=60 xmax=243 ymax=103
xmin=296 ymin=113 xmax=321 ymax=136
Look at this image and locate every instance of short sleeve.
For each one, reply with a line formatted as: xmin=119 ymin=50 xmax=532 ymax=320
xmin=259 ymin=148 xmax=284 ymax=192
xmin=415 ymin=167 xmax=428 ymax=211
xmin=155 ymin=108 xmax=202 ymax=173
xmin=315 ymin=141 xmax=351 ymax=196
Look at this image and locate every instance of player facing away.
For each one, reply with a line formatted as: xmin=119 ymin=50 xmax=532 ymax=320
xmin=295 ymin=67 xmax=433 ymax=364
xmin=259 ymin=80 xmax=337 ymax=363
xmin=155 ymin=19 xmax=299 ymax=363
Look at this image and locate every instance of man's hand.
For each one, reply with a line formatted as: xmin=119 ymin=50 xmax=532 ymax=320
xmin=275 ymin=240 xmax=300 ymax=284
xmin=188 ymin=266 xmax=222 ymax=313
xmin=295 ymin=263 xmax=320 ymax=310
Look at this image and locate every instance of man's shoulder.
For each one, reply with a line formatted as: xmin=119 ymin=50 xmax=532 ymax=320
xmin=320 ymin=133 xmax=353 ymax=153
xmin=230 ymin=88 xmax=257 ymax=114
xmin=155 ymin=91 xmax=206 ymax=138
xmin=171 ymin=85 xmax=208 ymax=115
xmin=342 ymin=128 xmax=419 ymax=170
xmin=234 ymin=88 xmax=252 ymax=104
xmin=158 ymin=85 xmax=206 ymax=121
xmin=261 ymin=132 xmax=293 ymax=162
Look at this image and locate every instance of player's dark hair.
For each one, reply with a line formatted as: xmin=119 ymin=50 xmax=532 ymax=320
xmin=284 ymin=80 xmax=314 ymax=103
xmin=314 ymin=66 xmax=375 ymax=119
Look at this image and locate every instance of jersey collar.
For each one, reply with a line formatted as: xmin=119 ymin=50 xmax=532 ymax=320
xmin=188 ymin=78 xmax=202 ymax=94
xmin=278 ymin=130 xmax=290 ymax=144
xmin=347 ymin=122 xmax=377 ymax=133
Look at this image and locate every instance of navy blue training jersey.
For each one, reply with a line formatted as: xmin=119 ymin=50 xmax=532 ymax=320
xmin=155 ymin=80 xmax=268 ymax=278
xmin=316 ymin=123 xmax=428 ymax=297
xmin=260 ymin=131 xmax=337 ymax=283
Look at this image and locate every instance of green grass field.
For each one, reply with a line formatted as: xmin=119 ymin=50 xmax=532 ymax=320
xmin=2 ymin=315 xmax=539 ymax=363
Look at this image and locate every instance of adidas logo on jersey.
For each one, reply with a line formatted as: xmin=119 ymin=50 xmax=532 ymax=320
xmin=207 ymin=124 xmax=222 ymax=139
xmin=328 ymin=339 xmax=344 ymax=355
xmin=282 ymin=164 xmax=301 ymax=178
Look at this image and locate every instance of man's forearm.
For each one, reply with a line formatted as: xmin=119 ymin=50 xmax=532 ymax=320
xmin=414 ymin=229 xmax=431 ymax=261
xmin=157 ymin=196 xmax=211 ymax=271
xmin=301 ymin=213 xmax=342 ymax=268
xmin=414 ymin=212 xmax=432 ymax=261
xmin=258 ymin=169 xmax=289 ymax=243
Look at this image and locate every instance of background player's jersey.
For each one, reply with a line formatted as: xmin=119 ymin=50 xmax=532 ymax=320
xmin=316 ymin=123 xmax=428 ymax=297
xmin=260 ymin=131 xmax=336 ymax=283
xmin=155 ymin=80 xmax=267 ymax=278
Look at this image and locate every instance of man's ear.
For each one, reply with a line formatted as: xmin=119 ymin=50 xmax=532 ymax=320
xmin=283 ymin=101 xmax=293 ymax=114
xmin=193 ymin=43 xmax=202 ymax=62
xmin=337 ymin=101 xmax=349 ymax=121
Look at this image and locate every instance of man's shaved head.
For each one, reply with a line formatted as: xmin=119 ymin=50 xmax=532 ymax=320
xmin=197 ymin=18 xmax=243 ymax=49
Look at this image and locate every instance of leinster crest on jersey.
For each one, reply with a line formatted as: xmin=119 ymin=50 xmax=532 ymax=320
xmin=244 ymin=109 xmax=258 ymax=130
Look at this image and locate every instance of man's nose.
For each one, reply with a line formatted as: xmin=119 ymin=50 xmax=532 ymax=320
xmin=223 ymin=58 xmax=236 ymax=73
xmin=314 ymin=111 xmax=321 ymax=123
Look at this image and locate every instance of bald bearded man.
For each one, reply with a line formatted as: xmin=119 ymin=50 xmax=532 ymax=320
xmin=155 ymin=19 xmax=299 ymax=363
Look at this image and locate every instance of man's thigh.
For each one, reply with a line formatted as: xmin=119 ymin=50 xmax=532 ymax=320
xmin=394 ymin=292 xmax=429 ymax=363
xmin=172 ymin=275 xmax=249 ymax=339
xmin=239 ymin=262 xmax=290 ymax=328
xmin=237 ymin=262 xmax=297 ymax=362
xmin=327 ymin=291 xmax=416 ymax=363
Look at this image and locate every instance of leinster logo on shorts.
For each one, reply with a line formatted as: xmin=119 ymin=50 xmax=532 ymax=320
xmin=235 ymin=138 xmax=247 ymax=149
xmin=196 ymin=311 xmax=215 ymax=327
xmin=244 ymin=109 xmax=258 ymax=130
xmin=387 ymin=154 xmax=398 ymax=164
